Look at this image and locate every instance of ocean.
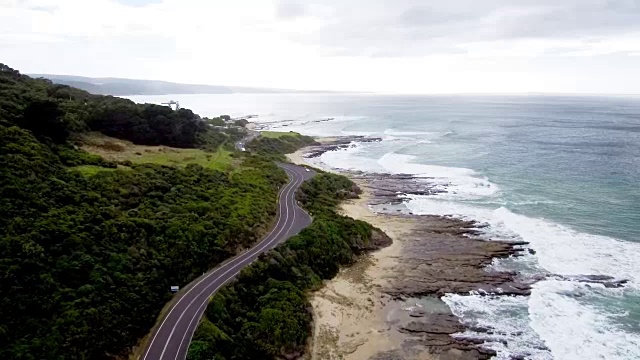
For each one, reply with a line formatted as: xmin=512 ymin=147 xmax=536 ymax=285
xmin=129 ymin=93 xmax=640 ymax=360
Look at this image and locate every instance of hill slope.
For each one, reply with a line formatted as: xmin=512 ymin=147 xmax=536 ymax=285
xmin=2 ymin=62 xmax=378 ymax=360
xmin=0 ymin=63 xmax=286 ymax=359
xmin=29 ymin=74 xmax=323 ymax=96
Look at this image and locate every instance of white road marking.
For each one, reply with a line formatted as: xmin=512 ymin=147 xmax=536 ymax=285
xmin=154 ymin=166 xmax=306 ymax=360
xmin=157 ymin=172 xmax=297 ymax=360
xmin=142 ymin=168 xmax=297 ymax=360
xmin=173 ymin=168 xmax=305 ymax=360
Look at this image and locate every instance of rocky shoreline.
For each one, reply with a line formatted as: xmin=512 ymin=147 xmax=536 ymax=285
xmin=286 ymin=136 xmax=627 ymax=360
xmin=340 ymin=188 xmax=531 ymax=360
xmin=303 ymin=136 xmax=382 ymax=158
xmin=370 ymin=215 xmax=529 ymax=360
xmin=300 ymin=176 xmax=522 ymax=359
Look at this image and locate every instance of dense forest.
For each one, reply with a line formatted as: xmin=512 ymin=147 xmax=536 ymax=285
xmin=0 ymin=63 xmax=233 ymax=150
xmin=247 ymin=133 xmax=317 ymax=159
xmin=0 ymin=64 xmax=292 ymax=359
xmin=1 ymin=62 xmax=389 ymax=360
xmin=187 ymin=173 xmax=392 ymax=360
xmin=1 ymin=130 xmax=285 ymax=359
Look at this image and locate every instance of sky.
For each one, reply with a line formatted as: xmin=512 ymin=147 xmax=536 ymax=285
xmin=1 ymin=0 xmax=640 ymax=94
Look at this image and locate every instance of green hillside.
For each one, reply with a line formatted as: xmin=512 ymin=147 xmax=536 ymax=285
xmin=0 ymin=63 xmax=284 ymax=360
xmin=1 ymin=62 xmax=386 ymax=360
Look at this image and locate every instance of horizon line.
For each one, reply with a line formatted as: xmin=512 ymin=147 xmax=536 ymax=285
xmin=28 ymin=73 xmax=640 ymax=98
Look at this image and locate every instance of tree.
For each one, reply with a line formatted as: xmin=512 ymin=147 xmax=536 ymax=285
xmin=19 ymin=98 xmax=69 ymax=143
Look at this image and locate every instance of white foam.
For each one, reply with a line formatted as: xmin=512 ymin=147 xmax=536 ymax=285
xmin=268 ymin=115 xmax=369 ymax=137
xmin=443 ymin=293 xmax=552 ymax=360
xmin=406 ymin=199 xmax=640 ymax=285
xmin=383 ymin=129 xmax=440 ymax=136
xmin=529 ymin=280 xmax=640 ymax=360
xmin=445 ymin=282 xmax=640 ymax=360
xmin=407 ymin=197 xmax=640 ymax=359
xmin=378 ymin=153 xmax=475 ymax=177
xmin=316 ymin=142 xmax=384 ymax=173
xmin=381 ymin=135 xmax=403 ymax=141
xmin=489 ymin=208 xmax=640 ymax=285
xmin=339 ymin=130 xmax=376 ymax=136
xmin=378 ymin=153 xmax=500 ymax=200
xmin=327 ymin=115 xmax=368 ymax=123
xmin=294 ymin=122 xmax=640 ymax=360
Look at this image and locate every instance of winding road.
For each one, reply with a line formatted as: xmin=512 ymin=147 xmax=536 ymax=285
xmin=141 ymin=163 xmax=315 ymax=360
xmin=235 ymin=130 xmax=260 ymax=151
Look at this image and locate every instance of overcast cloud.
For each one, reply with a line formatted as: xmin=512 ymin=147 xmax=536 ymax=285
xmin=1 ymin=0 xmax=640 ymax=93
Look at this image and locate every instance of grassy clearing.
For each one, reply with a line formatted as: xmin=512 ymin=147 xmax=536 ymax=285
xmin=71 ymin=165 xmax=120 ymax=176
xmin=131 ymin=147 xmax=233 ymax=170
xmin=259 ymin=131 xmax=303 ymax=139
xmin=80 ymin=133 xmax=235 ymax=171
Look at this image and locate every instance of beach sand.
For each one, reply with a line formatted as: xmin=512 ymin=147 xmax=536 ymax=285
xmin=307 ymin=180 xmax=425 ymax=360
xmin=287 ymin=137 xmax=534 ymax=359
xmin=286 ymin=149 xmax=309 ymax=169
xmin=286 ymin=137 xmax=338 ymax=168
xmin=288 ymin=140 xmax=420 ymax=359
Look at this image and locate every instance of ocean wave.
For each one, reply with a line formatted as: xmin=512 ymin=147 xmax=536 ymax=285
xmin=378 ymin=153 xmax=476 ymax=177
xmin=339 ymin=130 xmax=376 ymax=136
xmin=505 ymin=199 xmax=559 ymax=207
xmin=406 ymin=198 xmax=640 ymax=283
xmin=264 ymin=115 xmax=369 ymax=136
xmin=490 ymin=207 xmax=640 ymax=284
xmin=383 ymin=129 xmax=440 ymax=136
xmin=443 ymin=293 xmax=552 ymax=360
xmin=444 ymin=280 xmax=640 ymax=360
xmin=304 ymin=126 xmax=640 ymax=360
xmin=530 ymin=280 xmax=640 ymax=360
xmin=316 ymin=142 xmax=383 ymax=173
xmin=377 ymin=153 xmax=500 ymax=200
xmin=406 ymin=198 xmax=640 ymax=359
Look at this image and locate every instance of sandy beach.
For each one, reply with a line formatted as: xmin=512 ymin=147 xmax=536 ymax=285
xmin=287 ymin=140 xmax=532 ymax=360
xmin=289 ymin=147 xmax=440 ymax=359
xmin=286 ymin=148 xmax=309 ymax=169
xmin=310 ymin=183 xmax=419 ymax=360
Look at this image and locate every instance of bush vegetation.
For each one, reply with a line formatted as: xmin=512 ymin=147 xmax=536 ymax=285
xmin=187 ymin=173 xmax=391 ymax=360
xmin=259 ymin=130 xmax=303 ymax=139
xmin=0 ymin=64 xmax=290 ymax=359
xmin=1 ymin=62 xmax=387 ymax=360
xmin=0 ymin=63 xmax=242 ymax=151
xmin=247 ymin=132 xmax=317 ymax=159
xmin=0 ymin=124 xmax=290 ymax=360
